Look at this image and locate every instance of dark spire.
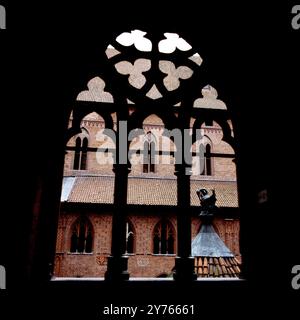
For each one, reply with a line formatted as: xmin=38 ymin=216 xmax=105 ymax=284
xmin=192 ymin=188 xmax=241 ymax=277
xmin=192 ymin=224 xmax=234 ymax=257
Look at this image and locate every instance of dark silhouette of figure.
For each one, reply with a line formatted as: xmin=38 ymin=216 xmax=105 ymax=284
xmin=196 ymin=188 xmax=217 ymax=217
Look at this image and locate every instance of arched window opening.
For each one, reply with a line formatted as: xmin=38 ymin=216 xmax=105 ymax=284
xmin=73 ymin=135 xmax=89 ymax=170
xmin=125 ymin=220 xmax=135 ymax=254
xmin=200 ymin=143 xmax=212 ymax=176
xmin=143 ymin=131 xmax=156 ymax=173
xmin=80 ymin=137 xmax=88 ymax=170
xmin=73 ymin=137 xmax=81 ymax=170
xmin=143 ymin=140 xmax=150 ymax=173
xmin=70 ymin=231 xmax=78 ymax=253
xmin=52 ymin=30 xmax=241 ymax=281
xmin=153 ymin=220 xmax=175 ymax=254
xmin=205 ymin=144 xmax=212 ymax=176
xmin=150 ymin=141 xmax=155 ymax=173
xmin=70 ymin=216 xmax=93 ymax=253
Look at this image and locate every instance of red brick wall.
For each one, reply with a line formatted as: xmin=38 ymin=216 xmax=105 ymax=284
xmin=128 ymin=255 xmax=175 ymax=277
xmin=54 ymin=212 xmax=240 ymax=278
xmin=56 ymin=115 xmax=240 ymax=278
xmin=64 ymin=117 xmax=236 ymax=180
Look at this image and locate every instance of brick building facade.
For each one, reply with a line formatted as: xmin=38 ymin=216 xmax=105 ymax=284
xmin=53 ymin=42 xmax=240 ymax=278
xmin=54 ymin=111 xmax=240 ymax=278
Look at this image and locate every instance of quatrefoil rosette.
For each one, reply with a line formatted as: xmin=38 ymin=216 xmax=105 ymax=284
xmin=105 ymin=30 xmax=203 ymax=106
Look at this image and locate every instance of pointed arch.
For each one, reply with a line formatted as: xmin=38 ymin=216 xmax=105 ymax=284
xmin=73 ymin=137 xmax=81 ymax=170
xmin=70 ymin=216 xmax=94 ymax=254
xmin=192 ymin=116 xmax=235 ymax=151
xmin=80 ymin=137 xmax=88 ymax=170
xmin=65 ymin=109 xmax=115 ymax=144
xmin=200 ymin=137 xmax=212 ymax=176
xmin=205 ymin=144 xmax=212 ymax=176
xmin=153 ymin=219 xmax=176 ymax=255
xmin=72 ymin=134 xmax=89 ymax=170
xmin=128 ymin=110 xmax=179 ymax=132
xmin=142 ymin=131 xmax=157 ymax=173
xmin=192 ymin=134 xmax=213 ymax=176
xmin=125 ymin=219 xmax=135 ymax=254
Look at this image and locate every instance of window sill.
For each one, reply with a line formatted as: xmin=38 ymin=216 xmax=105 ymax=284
xmin=151 ymin=254 xmax=176 ymax=256
xmin=67 ymin=252 xmax=94 ymax=255
xmin=51 ymin=276 xmax=245 ymax=282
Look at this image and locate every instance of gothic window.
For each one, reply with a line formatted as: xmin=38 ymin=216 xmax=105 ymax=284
xmin=80 ymin=137 xmax=88 ymax=170
xmin=200 ymin=143 xmax=212 ymax=176
xmin=56 ymin=29 xmax=239 ymax=280
xmin=143 ymin=132 xmax=156 ymax=173
xmin=73 ymin=136 xmax=89 ymax=170
xmin=205 ymin=144 xmax=212 ymax=176
xmin=153 ymin=220 xmax=175 ymax=254
xmin=70 ymin=216 xmax=93 ymax=253
xmin=73 ymin=137 xmax=81 ymax=170
xmin=125 ymin=220 xmax=135 ymax=254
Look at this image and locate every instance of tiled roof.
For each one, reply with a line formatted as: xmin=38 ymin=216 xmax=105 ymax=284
xmin=64 ymin=175 xmax=238 ymax=207
xmin=67 ymin=176 xmax=114 ymax=204
xmin=191 ymin=180 xmax=238 ymax=207
xmin=194 ymin=256 xmax=241 ymax=278
xmin=192 ymin=222 xmax=241 ymax=278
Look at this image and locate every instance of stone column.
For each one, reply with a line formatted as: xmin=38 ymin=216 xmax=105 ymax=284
xmin=105 ymin=111 xmax=130 ymax=281
xmin=173 ymin=164 xmax=197 ymax=281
